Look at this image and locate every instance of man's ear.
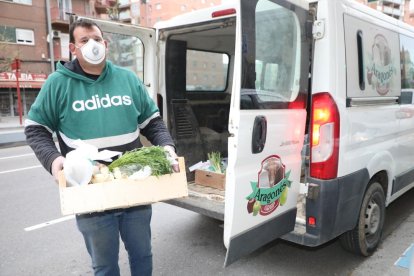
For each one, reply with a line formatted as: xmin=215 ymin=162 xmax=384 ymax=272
xmin=69 ymin=43 xmax=76 ymax=55
xmin=104 ymin=40 xmax=109 ymax=54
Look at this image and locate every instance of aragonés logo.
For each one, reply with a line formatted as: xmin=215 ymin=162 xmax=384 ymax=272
xmin=72 ymin=94 xmax=132 ymax=112
xmin=246 ymin=155 xmax=292 ymax=216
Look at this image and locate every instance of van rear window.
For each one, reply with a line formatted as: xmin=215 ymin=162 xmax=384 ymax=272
xmin=103 ymin=31 xmax=144 ymax=80
xmin=241 ymin=0 xmax=302 ymax=109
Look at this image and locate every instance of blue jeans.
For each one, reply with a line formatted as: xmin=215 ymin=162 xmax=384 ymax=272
xmin=76 ymin=205 xmax=152 ymax=276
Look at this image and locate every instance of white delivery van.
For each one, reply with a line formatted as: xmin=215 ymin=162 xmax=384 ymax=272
xmin=77 ymin=0 xmax=414 ymax=266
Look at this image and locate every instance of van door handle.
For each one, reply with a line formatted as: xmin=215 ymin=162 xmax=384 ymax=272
xmin=252 ymin=116 xmax=267 ymax=154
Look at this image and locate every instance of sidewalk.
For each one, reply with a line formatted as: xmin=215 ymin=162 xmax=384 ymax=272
xmin=0 ymin=116 xmax=26 ymax=148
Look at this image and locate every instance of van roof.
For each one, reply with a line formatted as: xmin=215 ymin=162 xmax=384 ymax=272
xmin=154 ymin=0 xmax=313 ymax=29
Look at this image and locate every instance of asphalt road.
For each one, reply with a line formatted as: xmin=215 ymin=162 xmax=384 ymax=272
xmin=0 ymin=145 xmax=413 ymax=275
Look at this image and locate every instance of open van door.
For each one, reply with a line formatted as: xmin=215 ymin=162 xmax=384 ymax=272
xmin=224 ymin=0 xmax=312 ymax=266
xmin=71 ymin=16 xmax=157 ymax=100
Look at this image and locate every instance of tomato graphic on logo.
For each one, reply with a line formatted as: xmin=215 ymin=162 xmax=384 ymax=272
xmin=260 ymin=199 xmax=280 ymax=216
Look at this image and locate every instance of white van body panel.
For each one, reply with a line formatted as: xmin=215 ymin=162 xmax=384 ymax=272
xmin=312 ymin=0 xmax=413 ymax=207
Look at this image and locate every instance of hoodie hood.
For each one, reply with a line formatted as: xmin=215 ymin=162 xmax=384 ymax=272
xmin=56 ymin=60 xmax=112 ymax=83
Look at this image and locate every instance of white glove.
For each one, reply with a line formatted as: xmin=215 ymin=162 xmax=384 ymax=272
xmin=164 ymin=145 xmax=179 ymax=172
xmin=51 ymin=156 xmax=66 ymax=183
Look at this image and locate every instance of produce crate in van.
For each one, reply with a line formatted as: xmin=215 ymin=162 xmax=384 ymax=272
xmin=195 ymin=170 xmax=225 ymax=190
xmin=58 ymin=157 xmax=188 ymax=215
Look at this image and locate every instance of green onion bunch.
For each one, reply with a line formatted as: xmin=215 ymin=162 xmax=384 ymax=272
xmin=108 ymin=146 xmax=172 ymax=176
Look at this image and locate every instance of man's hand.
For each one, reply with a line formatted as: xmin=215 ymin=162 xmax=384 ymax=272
xmin=51 ymin=156 xmax=66 ymax=182
xmin=164 ymin=145 xmax=179 ymax=172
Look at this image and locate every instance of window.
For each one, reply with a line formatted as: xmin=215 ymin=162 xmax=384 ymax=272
xmin=401 ymin=34 xmax=414 ymax=89
xmin=16 ymin=28 xmax=34 ymax=45
xmin=241 ymin=0 xmax=301 ymax=109
xmin=58 ymin=0 xmax=72 ymax=21
xmin=119 ymin=10 xmax=131 ymax=20
xmin=4 ymin=0 xmax=32 ymax=4
xmin=103 ymin=32 xmax=144 ymax=80
xmin=344 ymin=14 xmax=400 ymax=100
xmin=0 ymin=26 xmax=16 ymax=43
xmin=155 ymin=3 xmax=162 ymax=10
xmin=186 ymin=50 xmax=229 ymax=91
xmin=0 ymin=26 xmax=34 ymax=45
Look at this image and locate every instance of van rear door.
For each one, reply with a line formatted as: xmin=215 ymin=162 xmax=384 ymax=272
xmin=224 ymin=0 xmax=312 ymax=265
xmin=71 ymin=16 xmax=157 ymax=99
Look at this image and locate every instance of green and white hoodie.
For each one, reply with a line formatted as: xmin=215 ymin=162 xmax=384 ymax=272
xmin=25 ymin=60 xmax=174 ymax=173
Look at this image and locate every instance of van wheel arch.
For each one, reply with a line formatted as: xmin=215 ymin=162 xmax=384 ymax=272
xmin=339 ymin=173 xmax=387 ymax=256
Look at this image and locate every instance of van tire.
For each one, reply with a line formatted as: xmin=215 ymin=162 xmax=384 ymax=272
xmin=340 ymin=181 xmax=385 ymax=256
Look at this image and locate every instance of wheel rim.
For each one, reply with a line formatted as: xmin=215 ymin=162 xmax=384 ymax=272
xmin=364 ymin=198 xmax=381 ymax=239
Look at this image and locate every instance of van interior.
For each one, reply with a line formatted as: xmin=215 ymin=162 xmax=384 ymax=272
xmin=161 ymin=17 xmax=236 ymax=219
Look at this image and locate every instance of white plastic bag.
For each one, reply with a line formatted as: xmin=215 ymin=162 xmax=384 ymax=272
xmin=64 ymin=150 xmax=94 ymax=187
xmin=63 ymin=140 xmax=121 ymax=186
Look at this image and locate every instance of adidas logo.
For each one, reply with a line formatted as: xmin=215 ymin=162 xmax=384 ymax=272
xmin=72 ymin=94 xmax=132 ymax=112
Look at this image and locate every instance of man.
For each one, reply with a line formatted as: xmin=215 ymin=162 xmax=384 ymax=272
xmin=25 ymin=19 xmax=177 ymax=276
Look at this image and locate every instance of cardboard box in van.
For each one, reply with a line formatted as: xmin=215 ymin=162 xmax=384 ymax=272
xmin=195 ymin=169 xmax=225 ymax=190
xmin=58 ymin=157 xmax=188 ymax=215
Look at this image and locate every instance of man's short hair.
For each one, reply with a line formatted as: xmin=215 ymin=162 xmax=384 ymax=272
xmin=69 ymin=18 xmax=103 ymax=43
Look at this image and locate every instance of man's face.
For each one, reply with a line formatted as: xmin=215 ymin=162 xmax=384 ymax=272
xmin=69 ymin=25 xmax=107 ymax=68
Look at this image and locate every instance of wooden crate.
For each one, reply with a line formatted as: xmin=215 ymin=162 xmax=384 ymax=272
xmin=195 ymin=169 xmax=225 ymax=190
xmin=59 ymin=157 xmax=188 ymax=215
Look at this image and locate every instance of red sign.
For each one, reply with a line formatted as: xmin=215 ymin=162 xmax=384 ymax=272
xmin=0 ymin=72 xmax=48 ymax=81
xmin=0 ymin=72 xmax=48 ymax=89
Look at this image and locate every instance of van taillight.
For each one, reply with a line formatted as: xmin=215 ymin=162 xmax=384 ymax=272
xmin=310 ymin=92 xmax=340 ymax=179
xmin=212 ymin=8 xmax=236 ymax=18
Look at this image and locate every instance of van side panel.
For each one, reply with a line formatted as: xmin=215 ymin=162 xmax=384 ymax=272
xmin=342 ymin=14 xmax=400 ymax=194
xmin=285 ymin=0 xmax=414 ymax=246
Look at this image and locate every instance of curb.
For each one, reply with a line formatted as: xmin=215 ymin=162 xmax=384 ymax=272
xmin=0 ymin=141 xmax=28 ymax=149
xmin=0 ymin=130 xmax=26 ymax=149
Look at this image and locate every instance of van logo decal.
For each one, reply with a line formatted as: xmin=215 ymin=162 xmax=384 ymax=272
xmin=366 ymin=34 xmax=396 ymax=96
xmin=246 ymin=156 xmax=291 ymax=216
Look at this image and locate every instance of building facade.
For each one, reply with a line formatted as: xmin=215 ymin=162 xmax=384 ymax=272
xmin=0 ymin=0 xmax=50 ymax=118
xmin=356 ymin=0 xmax=410 ymax=21
xmin=139 ymin=0 xmax=221 ymax=27
xmin=0 ymin=0 xmax=95 ymax=119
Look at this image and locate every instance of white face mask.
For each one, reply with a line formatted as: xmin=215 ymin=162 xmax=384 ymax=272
xmin=76 ymin=39 xmax=106 ymax=65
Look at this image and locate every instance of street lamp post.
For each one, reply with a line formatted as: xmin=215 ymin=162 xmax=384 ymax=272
xmin=11 ymin=58 xmax=23 ymax=126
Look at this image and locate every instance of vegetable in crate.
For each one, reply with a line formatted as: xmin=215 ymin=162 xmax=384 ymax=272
xmin=108 ymin=146 xmax=172 ymax=176
xmin=208 ymin=151 xmax=223 ymax=173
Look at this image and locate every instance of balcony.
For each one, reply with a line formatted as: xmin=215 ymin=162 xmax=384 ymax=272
xmin=382 ymin=5 xmax=402 ymax=17
xmin=95 ymin=1 xmax=109 ymax=13
xmin=50 ymin=7 xmax=72 ymax=30
xmin=383 ymin=0 xmax=403 ymax=5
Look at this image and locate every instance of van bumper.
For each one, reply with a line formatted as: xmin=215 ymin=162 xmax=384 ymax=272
xmin=282 ymin=168 xmax=370 ymax=246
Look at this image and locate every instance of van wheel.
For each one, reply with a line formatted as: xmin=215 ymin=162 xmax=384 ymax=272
xmin=340 ymin=181 xmax=385 ymax=256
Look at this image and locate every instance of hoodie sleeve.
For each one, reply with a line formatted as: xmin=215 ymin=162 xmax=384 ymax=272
xmin=140 ymin=116 xmax=175 ymax=148
xmin=25 ymin=74 xmax=61 ymax=174
xmin=24 ymin=124 xmax=62 ymax=174
xmin=26 ymin=77 xmax=59 ymax=132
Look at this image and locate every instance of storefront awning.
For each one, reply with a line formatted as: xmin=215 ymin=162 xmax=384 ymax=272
xmin=0 ymin=81 xmax=45 ymax=89
xmin=0 ymin=72 xmax=47 ymax=89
